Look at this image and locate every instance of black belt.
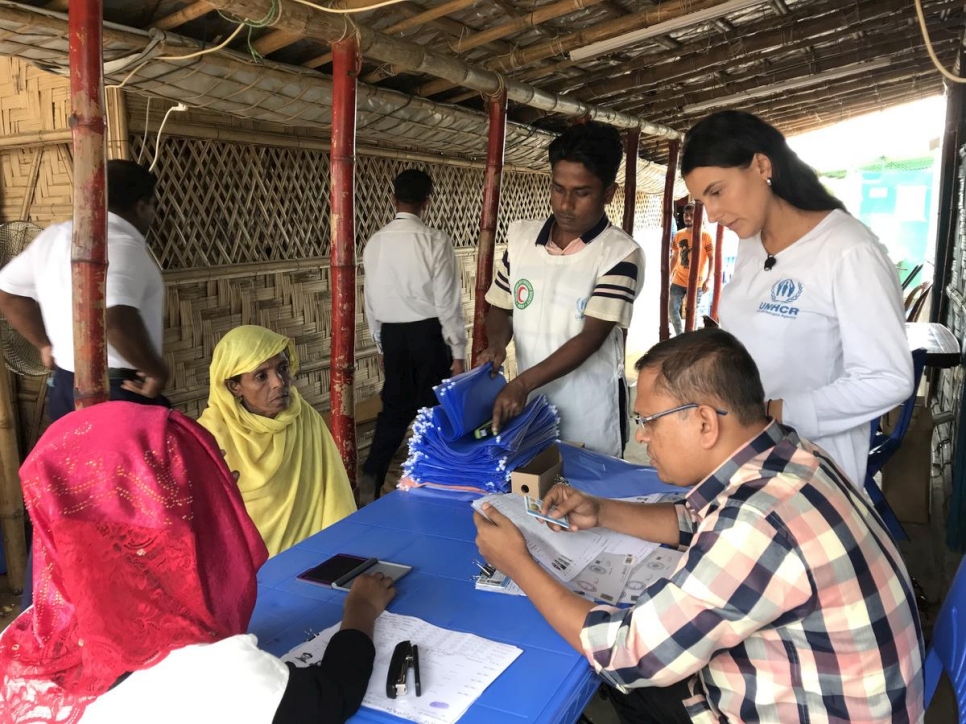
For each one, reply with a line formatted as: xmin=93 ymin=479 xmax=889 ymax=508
xmin=108 ymin=367 xmax=139 ymax=381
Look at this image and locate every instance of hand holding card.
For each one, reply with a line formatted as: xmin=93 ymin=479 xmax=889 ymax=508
xmin=524 ymin=495 xmax=571 ymax=529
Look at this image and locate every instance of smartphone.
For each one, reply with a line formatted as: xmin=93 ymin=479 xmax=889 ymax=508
xmin=297 ymin=554 xmax=374 ymax=587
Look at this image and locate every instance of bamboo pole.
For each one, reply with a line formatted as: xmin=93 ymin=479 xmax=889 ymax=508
xmin=684 ymin=201 xmax=704 ymax=332
xmin=471 ymin=91 xmax=507 ymax=366
xmin=329 ymin=37 xmax=359 ymax=490
xmin=69 ymin=0 xmax=110 ymax=410
xmin=622 ymin=128 xmax=640 ymax=236
xmin=659 ymin=139 xmax=679 ymax=342
xmin=0 ymin=130 xmax=73 ymax=150
xmin=0 ymin=360 xmax=26 ymax=592
xmin=105 ymin=87 xmax=131 ymax=160
xmin=204 ymin=0 xmax=680 ymax=138
xmin=931 ymin=46 xmax=966 ymax=325
xmin=153 ymin=0 xmax=212 ymax=30
xmin=710 ymin=223 xmax=724 ymax=322
xmin=18 ymin=148 xmax=43 ymax=221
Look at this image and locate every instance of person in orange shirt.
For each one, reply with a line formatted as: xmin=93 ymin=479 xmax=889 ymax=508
xmin=669 ymin=203 xmax=714 ymax=335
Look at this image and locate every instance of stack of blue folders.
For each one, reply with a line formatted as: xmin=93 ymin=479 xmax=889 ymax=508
xmin=403 ymin=363 xmax=559 ymax=493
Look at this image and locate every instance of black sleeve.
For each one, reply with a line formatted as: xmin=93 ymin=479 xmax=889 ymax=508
xmin=272 ymin=629 xmax=376 ymax=724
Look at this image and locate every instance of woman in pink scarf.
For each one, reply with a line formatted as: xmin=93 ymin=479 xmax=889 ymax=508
xmin=0 ymin=402 xmax=393 ymax=724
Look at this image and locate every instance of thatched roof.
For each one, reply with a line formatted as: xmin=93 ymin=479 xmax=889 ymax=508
xmin=2 ymin=0 xmax=964 ymax=173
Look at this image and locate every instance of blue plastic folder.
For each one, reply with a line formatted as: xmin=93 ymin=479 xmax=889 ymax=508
xmin=403 ymin=363 xmax=559 ymax=493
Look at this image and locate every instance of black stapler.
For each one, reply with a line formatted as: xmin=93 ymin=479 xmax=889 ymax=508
xmin=386 ymin=640 xmax=421 ymax=698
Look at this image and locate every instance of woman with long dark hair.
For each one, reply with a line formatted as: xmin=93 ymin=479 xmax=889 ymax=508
xmin=681 ymin=110 xmax=912 ymax=488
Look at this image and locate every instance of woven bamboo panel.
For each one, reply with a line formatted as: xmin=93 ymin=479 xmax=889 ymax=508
xmin=0 ymin=144 xmax=73 ymax=226
xmin=132 ymin=134 xmax=556 ymax=268
xmin=0 ymin=56 xmax=71 ymax=136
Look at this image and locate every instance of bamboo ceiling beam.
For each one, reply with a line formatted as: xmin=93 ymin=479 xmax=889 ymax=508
xmin=633 ymin=33 xmax=957 ymax=117
xmin=208 ymin=0 xmax=681 ymax=137
xmin=417 ymin=0 xmax=745 ymax=96
xmin=251 ymin=29 xmax=302 ymax=55
xmin=449 ymin=0 xmax=608 ymax=56
xmin=486 ymin=0 xmax=765 ymax=75
xmin=543 ymin=0 xmax=899 ymax=96
xmin=570 ymin=0 xmax=915 ymax=103
xmin=153 ymin=1 xmax=213 ymax=31
xmin=304 ymin=0 xmax=509 ymax=70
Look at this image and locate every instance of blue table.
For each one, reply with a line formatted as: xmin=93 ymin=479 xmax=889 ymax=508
xmin=249 ymin=444 xmax=678 ymax=723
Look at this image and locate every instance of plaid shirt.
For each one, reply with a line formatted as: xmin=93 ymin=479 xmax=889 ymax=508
xmin=580 ymin=422 xmax=924 ymax=723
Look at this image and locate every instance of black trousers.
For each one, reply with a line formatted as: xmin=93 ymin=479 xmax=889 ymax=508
xmin=22 ymin=367 xmax=172 ymax=608
xmin=47 ymin=366 xmax=172 ymax=422
xmin=363 ymin=318 xmax=451 ymax=491
xmin=608 ymin=679 xmax=695 ymax=724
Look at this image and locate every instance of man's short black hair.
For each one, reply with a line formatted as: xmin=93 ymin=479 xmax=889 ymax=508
xmin=107 ymin=160 xmax=156 ymax=213
xmin=548 ymin=122 xmax=624 ymax=188
xmin=635 ymin=328 xmax=766 ymax=426
xmin=393 ymin=169 xmax=433 ymax=205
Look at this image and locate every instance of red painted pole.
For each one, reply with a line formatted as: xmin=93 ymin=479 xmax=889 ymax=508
xmin=330 ymin=38 xmax=359 ymax=490
xmin=69 ymin=0 xmax=109 ymax=409
xmin=684 ymin=200 xmax=704 ymax=332
xmin=471 ymin=90 xmax=507 ymax=366
xmin=710 ymin=222 xmax=724 ymax=321
xmin=622 ymin=128 xmax=640 ymax=236
xmin=659 ymin=139 xmax=680 ymax=342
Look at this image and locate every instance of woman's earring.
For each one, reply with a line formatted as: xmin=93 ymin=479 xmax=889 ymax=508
xmin=766 ymin=178 xmax=772 ymax=186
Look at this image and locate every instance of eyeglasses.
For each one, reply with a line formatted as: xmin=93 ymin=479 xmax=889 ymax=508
xmin=634 ymin=403 xmax=728 ymax=432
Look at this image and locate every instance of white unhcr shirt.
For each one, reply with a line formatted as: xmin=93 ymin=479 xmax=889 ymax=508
xmin=362 ymin=212 xmax=468 ymax=359
xmin=719 ymin=209 xmax=913 ymax=487
xmin=0 ymin=213 xmax=164 ymax=372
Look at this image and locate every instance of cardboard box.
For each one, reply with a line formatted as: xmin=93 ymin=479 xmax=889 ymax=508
xmin=510 ymin=444 xmax=563 ymax=498
xmin=881 ymin=402 xmax=933 ymax=525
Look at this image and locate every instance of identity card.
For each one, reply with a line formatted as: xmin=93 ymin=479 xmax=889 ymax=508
xmin=524 ymin=495 xmax=571 ymax=529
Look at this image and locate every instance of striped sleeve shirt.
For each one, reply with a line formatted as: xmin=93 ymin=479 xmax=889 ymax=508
xmin=580 ymin=422 xmax=924 ymax=723
xmin=485 ymin=214 xmax=642 ymax=329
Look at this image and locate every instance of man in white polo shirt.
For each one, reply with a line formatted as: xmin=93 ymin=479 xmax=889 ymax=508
xmin=359 ymin=169 xmax=467 ymax=504
xmin=479 ymin=122 xmax=645 ymax=457
xmin=0 ymin=159 xmax=169 ymax=421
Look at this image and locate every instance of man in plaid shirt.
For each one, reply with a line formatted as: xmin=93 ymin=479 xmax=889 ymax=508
xmin=475 ymin=328 xmax=923 ymax=723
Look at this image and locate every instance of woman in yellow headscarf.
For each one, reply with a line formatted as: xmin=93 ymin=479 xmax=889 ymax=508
xmin=199 ymin=325 xmax=356 ymax=556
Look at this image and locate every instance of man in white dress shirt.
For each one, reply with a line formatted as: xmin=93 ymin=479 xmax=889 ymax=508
xmin=0 ymin=159 xmax=169 ymax=421
xmin=359 ymin=169 xmax=467 ymax=503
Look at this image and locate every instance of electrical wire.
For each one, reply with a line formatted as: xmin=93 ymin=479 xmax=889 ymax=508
xmin=149 ymin=103 xmax=188 ymax=172
xmin=291 ymin=0 xmax=410 ymax=13
xmin=913 ymin=0 xmax=966 ymax=83
xmin=156 ymin=22 xmax=246 ymax=61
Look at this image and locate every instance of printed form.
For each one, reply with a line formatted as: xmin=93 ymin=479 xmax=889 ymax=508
xmin=283 ymin=612 xmax=521 ymax=724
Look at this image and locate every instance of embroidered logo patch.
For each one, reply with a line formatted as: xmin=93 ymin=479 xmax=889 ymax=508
xmin=514 ymin=279 xmax=534 ymax=309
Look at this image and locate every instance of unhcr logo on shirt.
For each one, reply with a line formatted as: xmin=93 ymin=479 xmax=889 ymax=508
xmin=758 ymin=278 xmax=803 ymax=318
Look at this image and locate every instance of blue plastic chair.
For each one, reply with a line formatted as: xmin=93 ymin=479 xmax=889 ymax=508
xmin=923 ymin=555 xmax=966 ymax=716
xmin=864 ymin=348 xmax=928 ymax=541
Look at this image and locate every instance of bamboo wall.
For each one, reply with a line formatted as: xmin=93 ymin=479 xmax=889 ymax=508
xmin=0 ymin=57 xmax=657 ymax=463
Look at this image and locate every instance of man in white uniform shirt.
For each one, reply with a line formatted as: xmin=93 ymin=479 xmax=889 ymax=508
xmin=359 ymin=169 xmax=467 ymax=503
xmin=0 ymin=159 xmax=169 ymax=421
xmin=479 ymin=122 xmax=645 ymax=457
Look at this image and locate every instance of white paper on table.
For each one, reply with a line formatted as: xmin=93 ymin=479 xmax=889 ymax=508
xmin=568 ymin=551 xmax=636 ymax=604
xmin=283 ymin=612 xmax=521 ymax=724
xmin=472 ymin=494 xmax=609 ymax=581
xmin=618 ymin=547 xmax=686 ymax=605
xmin=615 ymin=492 xmax=687 ymax=504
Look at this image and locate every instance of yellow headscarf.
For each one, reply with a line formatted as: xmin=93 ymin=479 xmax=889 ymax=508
xmin=198 ymin=325 xmax=356 ymax=556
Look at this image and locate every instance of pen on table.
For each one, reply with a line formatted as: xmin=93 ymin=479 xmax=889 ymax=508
xmin=412 ymin=643 xmax=421 ymax=696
